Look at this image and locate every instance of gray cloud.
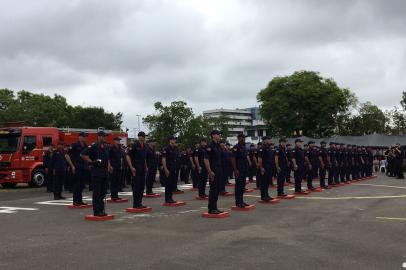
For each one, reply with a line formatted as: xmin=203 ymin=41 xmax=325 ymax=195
xmin=1 ymin=0 xmax=405 ymax=132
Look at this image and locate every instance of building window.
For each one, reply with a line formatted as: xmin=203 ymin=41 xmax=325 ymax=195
xmin=42 ymin=136 xmax=53 ymax=147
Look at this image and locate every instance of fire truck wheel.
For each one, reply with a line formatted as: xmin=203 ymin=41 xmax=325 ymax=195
xmin=1 ymin=183 xmax=17 ymax=189
xmin=30 ymin=168 xmax=46 ymax=187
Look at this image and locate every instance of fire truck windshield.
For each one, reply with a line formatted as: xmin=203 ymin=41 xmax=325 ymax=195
xmin=0 ymin=134 xmax=21 ymax=153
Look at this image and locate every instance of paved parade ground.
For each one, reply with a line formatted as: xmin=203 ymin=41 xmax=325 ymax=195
xmin=1 ymin=174 xmax=406 ymax=270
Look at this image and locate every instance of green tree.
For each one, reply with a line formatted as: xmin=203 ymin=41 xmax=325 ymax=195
xmin=257 ymin=71 xmax=357 ymax=137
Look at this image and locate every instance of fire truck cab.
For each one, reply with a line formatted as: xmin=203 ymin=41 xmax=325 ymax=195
xmin=0 ymin=124 xmax=127 ymax=188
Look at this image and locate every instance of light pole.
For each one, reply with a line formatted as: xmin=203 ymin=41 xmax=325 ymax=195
xmin=136 ymin=114 xmax=141 ymax=133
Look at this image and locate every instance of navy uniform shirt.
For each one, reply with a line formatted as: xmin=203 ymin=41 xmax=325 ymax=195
xmin=194 ymin=146 xmax=207 ymax=170
xmin=127 ymin=142 xmax=147 ymax=170
xmin=69 ymin=141 xmax=87 ymax=169
xmin=109 ymin=144 xmax=124 ymax=170
xmin=51 ymin=149 xmax=67 ymax=172
xmin=346 ymin=149 xmax=353 ymax=166
xmin=146 ymin=147 xmax=159 ymax=170
xmin=291 ymin=146 xmax=305 ymax=167
xmin=305 ymin=148 xmax=319 ymax=167
xmin=328 ymin=147 xmax=337 ymax=167
xmin=43 ymin=150 xmax=53 ymax=170
xmin=231 ymin=143 xmax=249 ymax=173
xmin=161 ymin=145 xmax=179 ymax=172
xmin=81 ymin=142 xmax=110 ymax=177
xmin=257 ymin=145 xmax=275 ymax=169
xmin=204 ymin=141 xmax=223 ymax=173
xmin=319 ymin=147 xmax=328 ymax=166
xmin=275 ymin=145 xmax=288 ymax=169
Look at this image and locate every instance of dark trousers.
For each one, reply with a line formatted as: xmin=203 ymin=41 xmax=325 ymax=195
xmin=198 ymin=171 xmax=208 ymax=197
xmin=328 ymin=167 xmax=335 ymax=185
xmin=249 ymin=165 xmax=256 ymax=181
xmin=396 ymin=160 xmax=404 ymax=178
xmin=334 ymin=166 xmax=340 ymax=183
xmin=346 ymin=165 xmax=352 ymax=181
xmin=180 ymin=166 xmax=190 ymax=184
xmin=208 ymin=170 xmax=222 ymax=211
xmin=53 ymin=170 xmax=65 ymax=198
xmin=91 ymin=174 xmax=108 ymax=215
xmin=191 ymin=168 xmax=199 ymax=188
xmin=256 ymin=169 xmax=262 ymax=189
xmin=73 ymin=168 xmax=86 ymax=203
xmin=146 ymin=167 xmax=157 ymax=194
xmin=285 ymin=168 xmax=292 ymax=182
xmin=109 ymin=167 xmax=121 ymax=199
xmin=352 ymin=165 xmax=359 ymax=179
xmin=260 ymin=168 xmax=272 ymax=199
xmin=235 ymin=171 xmax=247 ymax=204
xmin=277 ymin=168 xmax=287 ymax=195
xmin=46 ymin=171 xmax=53 ymax=192
xmin=339 ymin=165 xmax=346 ymax=182
xmin=164 ymin=170 xmax=176 ymax=202
xmin=294 ymin=167 xmax=303 ymax=192
xmin=306 ymin=167 xmax=314 ymax=188
xmin=132 ymin=168 xmax=146 ymax=207
xmin=319 ymin=167 xmax=326 ymax=187
xmin=220 ymin=170 xmax=228 ymax=193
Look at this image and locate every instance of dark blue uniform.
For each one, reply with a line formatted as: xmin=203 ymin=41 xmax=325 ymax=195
xmin=127 ymin=142 xmax=147 ymax=208
xmin=258 ymin=144 xmax=275 ymax=199
xmin=220 ymin=148 xmax=231 ymax=193
xmin=205 ymin=141 xmax=223 ymax=212
xmin=43 ymin=149 xmax=53 ymax=192
xmin=146 ymin=147 xmax=159 ymax=194
xmin=109 ymin=144 xmax=124 ymax=199
xmin=291 ymin=146 xmax=305 ymax=192
xmin=319 ymin=146 xmax=328 ymax=187
xmin=231 ymin=142 xmax=249 ymax=205
xmin=328 ymin=147 xmax=338 ymax=185
xmin=51 ymin=149 xmax=67 ymax=199
xmin=276 ymin=145 xmax=289 ymax=196
xmin=195 ymin=146 xmax=208 ymax=197
xmin=81 ymin=142 xmax=110 ymax=216
xmin=69 ymin=141 xmax=88 ymax=204
xmin=305 ymin=147 xmax=318 ymax=189
xmin=161 ymin=145 xmax=179 ymax=202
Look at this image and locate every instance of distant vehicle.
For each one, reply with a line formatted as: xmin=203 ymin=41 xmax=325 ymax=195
xmin=0 ymin=123 xmax=128 ymax=188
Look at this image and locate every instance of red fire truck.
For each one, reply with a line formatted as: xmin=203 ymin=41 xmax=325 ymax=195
xmin=0 ymin=123 xmax=128 ymax=188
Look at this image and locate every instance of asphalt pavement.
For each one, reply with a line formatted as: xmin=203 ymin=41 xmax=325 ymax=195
xmin=1 ymin=174 xmax=406 ymax=270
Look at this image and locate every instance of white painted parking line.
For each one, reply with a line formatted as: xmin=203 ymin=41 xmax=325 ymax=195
xmin=36 ymin=196 xmax=92 ymax=206
xmin=0 ymin=206 xmax=39 ymax=214
xmin=402 ymin=262 xmax=406 ymax=268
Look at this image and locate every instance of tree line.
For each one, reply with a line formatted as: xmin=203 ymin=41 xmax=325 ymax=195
xmin=0 ymin=89 xmax=123 ymax=130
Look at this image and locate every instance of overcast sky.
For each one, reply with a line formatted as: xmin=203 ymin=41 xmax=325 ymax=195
xmin=1 ymin=0 xmax=405 ymax=133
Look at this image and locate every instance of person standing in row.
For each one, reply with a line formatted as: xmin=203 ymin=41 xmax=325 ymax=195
xmin=161 ymin=136 xmax=179 ymax=204
xmin=255 ymin=142 xmax=263 ymax=190
xmin=286 ymin=143 xmax=293 ymax=184
xmin=219 ymin=140 xmax=230 ymax=195
xmin=126 ymin=132 xmax=148 ymax=209
xmin=52 ymin=141 xmax=75 ymax=200
xmin=275 ymin=138 xmax=289 ymax=197
xmin=231 ymin=133 xmax=250 ymax=208
xmin=43 ymin=145 xmax=54 ymax=193
xmin=109 ymin=137 xmax=124 ymax=201
xmin=195 ymin=138 xmax=208 ymax=199
xmin=204 ymin=130 xmax=224 ymax=215
xmin=394 ymin=144 xmax=404 ymax=179
xmin=318 ymin=141 xmax=330 ymax=189
xmin=81 ymin=131 xmax=111 ymax=217
xmin=304 ymin=141 xmax=318 ymax=191
xmin=291 ymin=138 xmax=306 ymax=193
xmin=190 ymin=143 xmax=200 ymax=189
xmin=257 ymin=136 xmax=275 ymax=201
xmin=146 ymin=139 xmax=159 ymax=195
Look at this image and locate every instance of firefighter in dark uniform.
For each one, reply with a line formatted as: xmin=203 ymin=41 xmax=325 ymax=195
xmin=81 ymin=131 xmax=111 ymax=216
xmin=366 ymin=147 xmax=374 ymax=177
xmin=339 ymin=144 xmax=347 ymax=183
xmin=146 ymin=139 xmax=159 ymax=195
xmin=161 ymin=136 xmax=179 ymax=203
xmin=286 ymin=143 xmax=293 ymax=184
xmin=394 ymin=144 xmax=404 ymax=179
xmin=346 ymin=144 xmax=353 ymax=181
xmin=204 ymin=130 xmax=224 ymax=215
xmin=257 ymin=136 xmax=275 ymax=201
xmin=275 ymin=138 xmax=289 ymax=197
xmin=248 ymin=144 xmax=256 ymax=182
xmin=219 ymin=140 xmax=230 ymax=194
xmin=231 ymin=134 xmax=250 ymax=207
xmin=195 ymin=138 xmax=208 ymax=199
xmin=69 ymin=132 xmax=89 ymax=205
xmin=109 ymin=137 xmax=124 ymax=200
xmin=318 ymin=141 xmax=330 ymax=189
xmin=191 ymin=143 xmax=200 ymax=189
xmin=126 ymin=132 xmax=148 ymax=209
xmin=291 ymin=139 xmax=305 ymax=192
xmin=327 ymin=142 xmax=337 ymax=186
xmin=52 ymin=141 xmax=74 ymax=200
xmin=255 ymin=142 xmax=263 ymax=189
xmin=43 ymin=144 xmax=54 ymax=193
xmin=304 ymin=141 xmax=317 ymax=190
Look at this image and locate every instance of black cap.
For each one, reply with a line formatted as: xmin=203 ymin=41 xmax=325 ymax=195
xmin=220 ymin=139 xmax=226 ymax=144
xmin=308 ymin=141 xmax=315 ymax=144
xmin=286 ymin=143 xmax=291 ymax=146
xmin=295 ymin=138 xmax=303 ymax=143
xmin=329 ymin=142 xmax=335 ymax=145
xmin=97 ymin=130 xmax=107 ymax=137
xmin=257 ymin=142 xmax=263 ymax=146
xmin=237 ymin=133 xmax=247 ymax=139
xmin=113 ymin=137 xmax=121 ymax=141
xmin=262 ymin=136 xmax=271 ymax=140
xmin=210 ymin=130 xmax=221 ymax=136
xmin=79 ymin=132 xmax=88 ymax=137
xmin=320 ymin=141 xmax=326 ymax=145
xmin=168 ymin=136 xmax=177 ymax=141
xmin=137 ymin=131 xmax=146 ymax=137
xmin=200 ymin=138 xmax=207 ymax=143
xmin=279 ymin=138 xmax=287 ymax=142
